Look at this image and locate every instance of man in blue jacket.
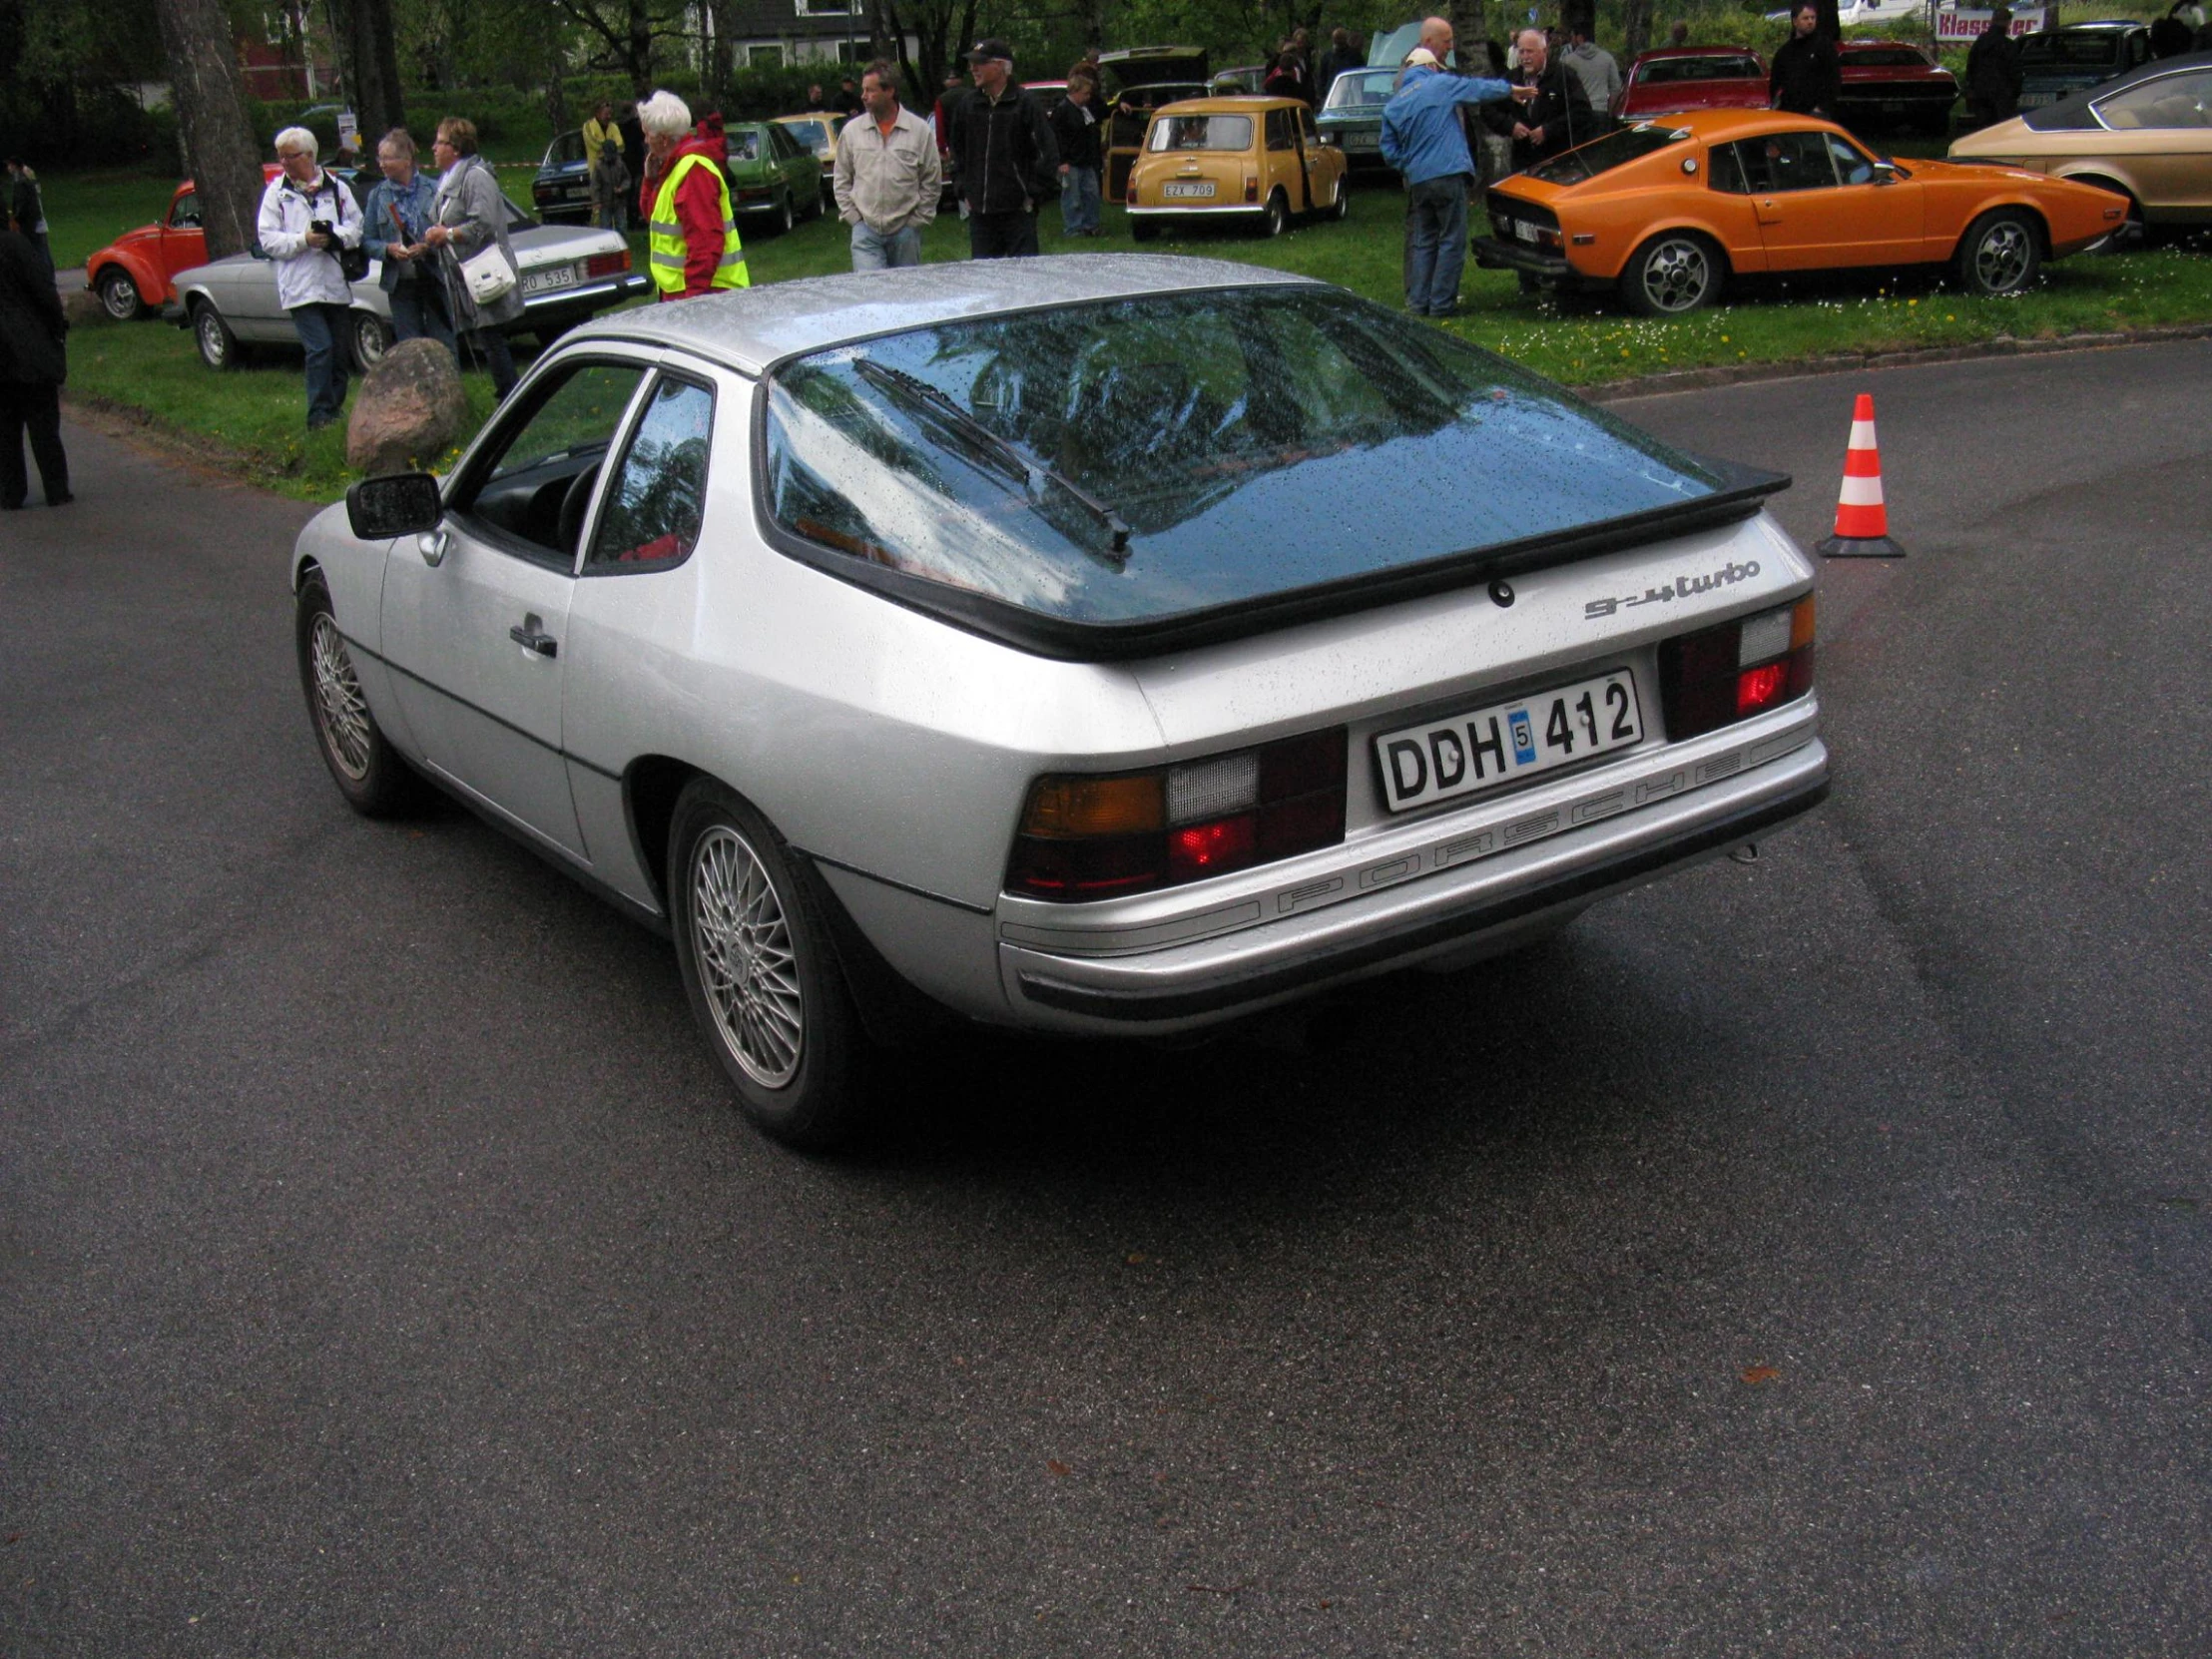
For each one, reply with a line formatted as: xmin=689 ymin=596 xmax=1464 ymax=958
xmin=1380 ymin=22 xmax=1527 ymax=317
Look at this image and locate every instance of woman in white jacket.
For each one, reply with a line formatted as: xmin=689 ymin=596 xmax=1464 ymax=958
xmin=256 ymin=126 xmax=363 ymax=430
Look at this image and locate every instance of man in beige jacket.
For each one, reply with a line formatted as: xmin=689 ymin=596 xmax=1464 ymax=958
xmin=833 ymin=62 xmax=943 ymax=270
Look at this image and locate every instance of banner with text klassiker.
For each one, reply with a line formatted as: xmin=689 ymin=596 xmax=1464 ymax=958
xmin=1935 ymin=5 xmax=2055 ymax=43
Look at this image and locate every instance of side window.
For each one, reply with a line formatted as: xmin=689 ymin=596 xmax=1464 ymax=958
xmin=1764 ymin=131 xmax=1839 ymax=193
xmin=586 ymin=376 xmax=716 ymax=570
xmin=1825 ymin=133 xmax=1877 ymax=186
xmin=1266 ymin=109 xmax=1292 ymax=151
xmin=2097 ymin=72 xmax=2212 ymax=129
xmin=169 ymin=191 xmax=201 ymax=228
xmin=457 ymin=362 xmax=649 ymax=559
xmin=1708 ymin=142 xmax=1753 ymax=194
xmin=1299 ymin=109 xmax=1319 ymax=143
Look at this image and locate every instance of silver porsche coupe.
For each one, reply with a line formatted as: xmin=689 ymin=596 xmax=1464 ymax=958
xmin=292 ymin=256 xmax=1829 ymax=1149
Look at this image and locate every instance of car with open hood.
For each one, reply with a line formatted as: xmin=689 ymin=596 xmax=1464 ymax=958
xmin=1948 ymin=50 xmax=2212 ymax=239
xmin=291 ymin=255 xmax=1830 ymax=1150
xmin=1099 ymin=47 xmax=1212 ymax=201
xmin=1316 ymin=67 xmax=1403 ymax=170
xmin=1473 ymin=107 xmax=2127 ymax=313
xmin=1125 ymin=97 xmax=1351 ymax=237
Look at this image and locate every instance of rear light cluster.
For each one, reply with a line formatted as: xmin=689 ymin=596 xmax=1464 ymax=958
xmin=1659 ymin=596 xmax=1816 ymax=741
xmin=584 ymin=250 xmax=631 ymax=279
xmin=1007 ymin=729 xmax=1348 ymax=901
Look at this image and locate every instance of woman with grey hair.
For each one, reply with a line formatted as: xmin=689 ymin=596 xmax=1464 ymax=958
xmin=635 ymin=89 xmax=748 ymax=300
xmin=419 ymin=116 xmax=523 ymax=397
xmin=256 ymin=125 xmax=364 ymax=430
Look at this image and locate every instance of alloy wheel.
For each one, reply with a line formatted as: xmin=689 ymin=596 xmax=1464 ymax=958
xmin=1641 ymin=238 xmax=1712 ymax=312
xmin=1973 ymin=221 xmax=2031 ymax=292
xmin=689 ymin=825 xmax=804 ymax=1087
xmin=307 ymin=612 xmax=372 ymax=781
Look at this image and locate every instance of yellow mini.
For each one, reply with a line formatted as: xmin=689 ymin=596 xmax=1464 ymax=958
xmin=1125 ymin=96 xmax=1351 ymax=240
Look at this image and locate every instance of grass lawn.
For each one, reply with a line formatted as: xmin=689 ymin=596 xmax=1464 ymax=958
xmin=42 ymin=169 xmax=184 ymax=270
xmin=59 ymin=173 xmax=2212 ymax=502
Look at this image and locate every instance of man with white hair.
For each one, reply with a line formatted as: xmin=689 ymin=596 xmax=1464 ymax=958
xmin=636 ymin=89 xmax=748 ymax=300
xmin=256 ymin=126 xmax=364 ymax=431
xmin=1487 ymin=27 xmax=1593 ymax=173
xmin=1379 ymin=19 xmax=1526 ymax=316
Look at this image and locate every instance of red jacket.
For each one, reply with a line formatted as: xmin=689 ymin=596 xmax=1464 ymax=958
xmin=640 ymin=133 xmax=732 ymax=299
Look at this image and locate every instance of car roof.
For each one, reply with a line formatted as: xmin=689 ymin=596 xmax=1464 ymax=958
xmin=1633 ymin=45 xmax=1763 ymax=60
xmin=567 ymin=254 xmax=1319 ymax=377
xmin=1620 ymin=108 xmax=1846 ymax=140
xmin=1152 ymin=95 xmax=1315 ymax=114
xmin=2030 ymin=18 xmax=2145 ymax=32
xmin=1839 ymin=38 xmax=1927 ymax=52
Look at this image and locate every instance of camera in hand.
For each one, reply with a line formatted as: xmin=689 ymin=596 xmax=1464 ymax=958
xmin=309 ymin=219 xmax=334 ymax=239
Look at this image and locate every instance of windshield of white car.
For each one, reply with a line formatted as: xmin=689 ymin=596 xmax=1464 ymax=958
xmin=760 ymin=287 xmax=1726 ymax=629
xmin=1524 ymin=123 xmax=1689 ymax=184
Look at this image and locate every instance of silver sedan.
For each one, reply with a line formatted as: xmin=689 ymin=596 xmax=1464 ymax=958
xmin=291 ymin=256 xmax=1829 ymax=1149
xmin=166 ymin=197 xmax=651 ymax=371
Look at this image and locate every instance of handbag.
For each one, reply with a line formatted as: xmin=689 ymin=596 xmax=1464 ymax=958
xmin=338 ymin=242 xmax=371 ymax=283
xmin=459 ymin=240 xmax=517 ymax=303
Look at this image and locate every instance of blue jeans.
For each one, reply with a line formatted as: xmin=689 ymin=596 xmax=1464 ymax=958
xmin=1403 ymin=174 xmax=1470 ymax=316
xmin=849 ymin=222 xmax=923 ymax=270
xmin=387 ymin=276 xmax=456 ymax=352
xmin=1060 ymin=167 xmax=1101 ymax=235
xmin=288 ymin=302 xmax=350 ymax=427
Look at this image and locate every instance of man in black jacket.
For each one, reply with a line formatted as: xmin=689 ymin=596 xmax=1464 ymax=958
xmin=1963 ymin=7 xmax=2025 ymax=125
xmin=1769 ymin=2 xmax=1842 ymax=117
xmin=0 ymin=228 xmax=69 ymax=509
xmin=949 ymin=39 xmax=1059 ymax=259
xmin=1486 ymin=28 xmax=1594 ymax=172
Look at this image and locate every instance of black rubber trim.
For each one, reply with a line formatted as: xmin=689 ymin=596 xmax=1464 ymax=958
xmin=1014 ymin=777 xmax=1829 ymax=1021
xmin=351 ymin=636 xmax=625 ymax=783
xmin=1469 ymin=237 xmax=1574 ymax=277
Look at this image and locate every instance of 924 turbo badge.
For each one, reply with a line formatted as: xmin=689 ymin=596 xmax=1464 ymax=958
xmin=1585 ymin=559 xmax=1761 ymax=620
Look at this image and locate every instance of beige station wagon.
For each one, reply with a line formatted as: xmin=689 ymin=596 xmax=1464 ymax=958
xmin=1125 ymin=96 xmax=1351 ymax=239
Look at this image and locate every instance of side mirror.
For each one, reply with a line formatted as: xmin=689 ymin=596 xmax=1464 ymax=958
xmin=345 ymin=472 xmax=444 ymax=540
xmin=1871 ymin=160 xmax=1900 ymax=184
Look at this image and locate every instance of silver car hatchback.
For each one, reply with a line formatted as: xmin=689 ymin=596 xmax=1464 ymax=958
xmin=292 ymin=256 xmax=1828 ymax=1149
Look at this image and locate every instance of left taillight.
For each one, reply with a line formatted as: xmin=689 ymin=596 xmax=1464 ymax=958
xmin=1658 ymin=595 xmax=1816 ymax=742
xmin=1006 ymin=729 xmax=1348 ymax=901
xmin=584 ymin=250 xmax=630 ymax=278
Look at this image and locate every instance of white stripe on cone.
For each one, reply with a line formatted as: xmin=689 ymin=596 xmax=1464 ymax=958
xmin=1839 ymin=474 xmax=1886 ymax=507
xmin=1849 ymin=418 xmax=1878 ymax=450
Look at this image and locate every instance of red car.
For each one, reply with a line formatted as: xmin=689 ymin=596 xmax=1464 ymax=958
xmin=1834 ymin=40 xmax=1959 ymax=137
xmin=86 ymin=166 xmax=280 ymax=322
xmin=1615 ymin=47 xmax=1771 ymax=121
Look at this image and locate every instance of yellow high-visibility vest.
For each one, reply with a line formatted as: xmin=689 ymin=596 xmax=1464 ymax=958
xmin=648 ymin=153 xmax=748 ymax=296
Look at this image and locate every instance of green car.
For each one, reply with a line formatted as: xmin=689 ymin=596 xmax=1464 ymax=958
xmin=727 ymin=121 xmax=826 ymax=234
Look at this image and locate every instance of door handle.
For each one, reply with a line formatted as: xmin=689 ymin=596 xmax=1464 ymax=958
xmin=509 ymin=616 xmax=558 ymax=658
xmin=418 ymin=528 xmax=449 ymax=567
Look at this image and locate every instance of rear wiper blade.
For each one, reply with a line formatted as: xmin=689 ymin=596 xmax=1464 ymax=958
xmin=851 ymin=356 xmax=1132 ymax=554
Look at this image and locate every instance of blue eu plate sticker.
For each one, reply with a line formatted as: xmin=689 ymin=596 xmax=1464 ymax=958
xmin=1508 ymin=709 xmax=1536 ymax=766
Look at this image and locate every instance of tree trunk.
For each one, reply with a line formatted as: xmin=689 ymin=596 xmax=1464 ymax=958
xmin=335 ymin=0 xmax=407 ymax=151
xmin=703 ymin=0 xmax=735 ymax=107
xmin=1449 ymin=0 xmax=1489 ymax=68
xmin=1620 ymin=0 xmax=1655 ymax=61
xmin=627 ymin=0 xmax=655 ymax=98
xmin=867 ymin=0 xmax=894 ymax=68
xmin=153 ymin=0 xmax=265 ymax=261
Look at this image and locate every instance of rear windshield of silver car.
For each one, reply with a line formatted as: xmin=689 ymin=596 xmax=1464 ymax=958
xmin=1525 ymin=123 xmax=1689 ymax=184
xmin=759 ymin=286 xmax=1724 ymax=627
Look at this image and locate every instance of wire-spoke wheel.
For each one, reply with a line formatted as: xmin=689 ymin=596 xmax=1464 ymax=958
xmin=1622 ymin=232 xmax=1721 ymax=315
xmin=690 ymin=826 xmax=805 ymax=1087
xmin=670 ymin=782 xmax=871 ymax=1150
xmin=293 ymin=569 xmax=419 ymax=815
xmin=1955 ymin=209 xmax=2040 ymax=296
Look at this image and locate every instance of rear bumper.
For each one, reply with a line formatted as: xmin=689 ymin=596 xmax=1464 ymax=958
xmin=998 ymin=731 xmax=1829 ymax=1031
xmin=1471 ymin=236 xmax=1575 ymax=278
xmin=517 ymin=272 xmax=652 ymax=323
xmin=1126 ymin=204 xmax=1269 ymax=221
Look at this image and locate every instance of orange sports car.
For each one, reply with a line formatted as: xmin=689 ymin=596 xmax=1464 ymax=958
xmin=1473 ymin=108 xmax=2128 ymax=315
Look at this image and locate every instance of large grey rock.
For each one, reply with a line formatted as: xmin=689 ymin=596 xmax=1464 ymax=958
xmin=346 ymin=337 xmax=469 ymax=476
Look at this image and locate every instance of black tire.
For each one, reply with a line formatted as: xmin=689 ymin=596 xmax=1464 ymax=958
xmin=1261 ymin=189 xmax=1289 ymax=239
xmin=294 ymin=569 xmax=420 ymax=816
xmin=97 ymin=267 xmax=145 ymax=321
xmin=774 ymin=191 xmax=795 ymax=235
xmin=668 ymin=780 xmax=872 ymax=1151
xmin=191 ymin=299 xmax=241 ymax=370
xmin=1952 ymin=208 xmax=2041 ymax=296
xmin=1329 ymin=180 xmax=1350 ymax=222
xmin=1130 ymin=216 xmax=1160 ymax=243
xmin=349 ymin=309 xmax=391 ymax=371
xmin=1620 ymin=230 xmax=1723 ymax=315
xmin=2076 ymin=177 xmax=2147 ymax=250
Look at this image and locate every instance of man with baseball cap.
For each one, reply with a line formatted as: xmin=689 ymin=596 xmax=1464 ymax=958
xmin=1380 ymin=18 xmax=1528 ymax=316
xmin=946 ymin=38 xmax=1059 ymax=258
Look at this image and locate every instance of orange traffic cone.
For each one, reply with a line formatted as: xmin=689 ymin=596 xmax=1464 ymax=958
xmin=1816 ymin=392 xmax=1906 ymax=559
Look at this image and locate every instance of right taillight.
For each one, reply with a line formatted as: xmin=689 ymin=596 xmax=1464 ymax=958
xmin=1659 ymin=595 xmax=1816 ymax=741
xmin=1006 ymin=729 xmax=1348 ymax=901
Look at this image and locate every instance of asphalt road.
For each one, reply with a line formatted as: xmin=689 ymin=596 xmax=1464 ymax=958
xmin=4 ymin=342 xmax=2208 ymax=1657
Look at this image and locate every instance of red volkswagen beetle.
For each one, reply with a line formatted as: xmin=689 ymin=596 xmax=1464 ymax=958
xmin=85 ymin=167 xmax=280 ymax=321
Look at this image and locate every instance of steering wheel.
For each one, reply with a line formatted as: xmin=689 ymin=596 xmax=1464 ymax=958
xmin=557 ymin=463 xmax=602 ymax=558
